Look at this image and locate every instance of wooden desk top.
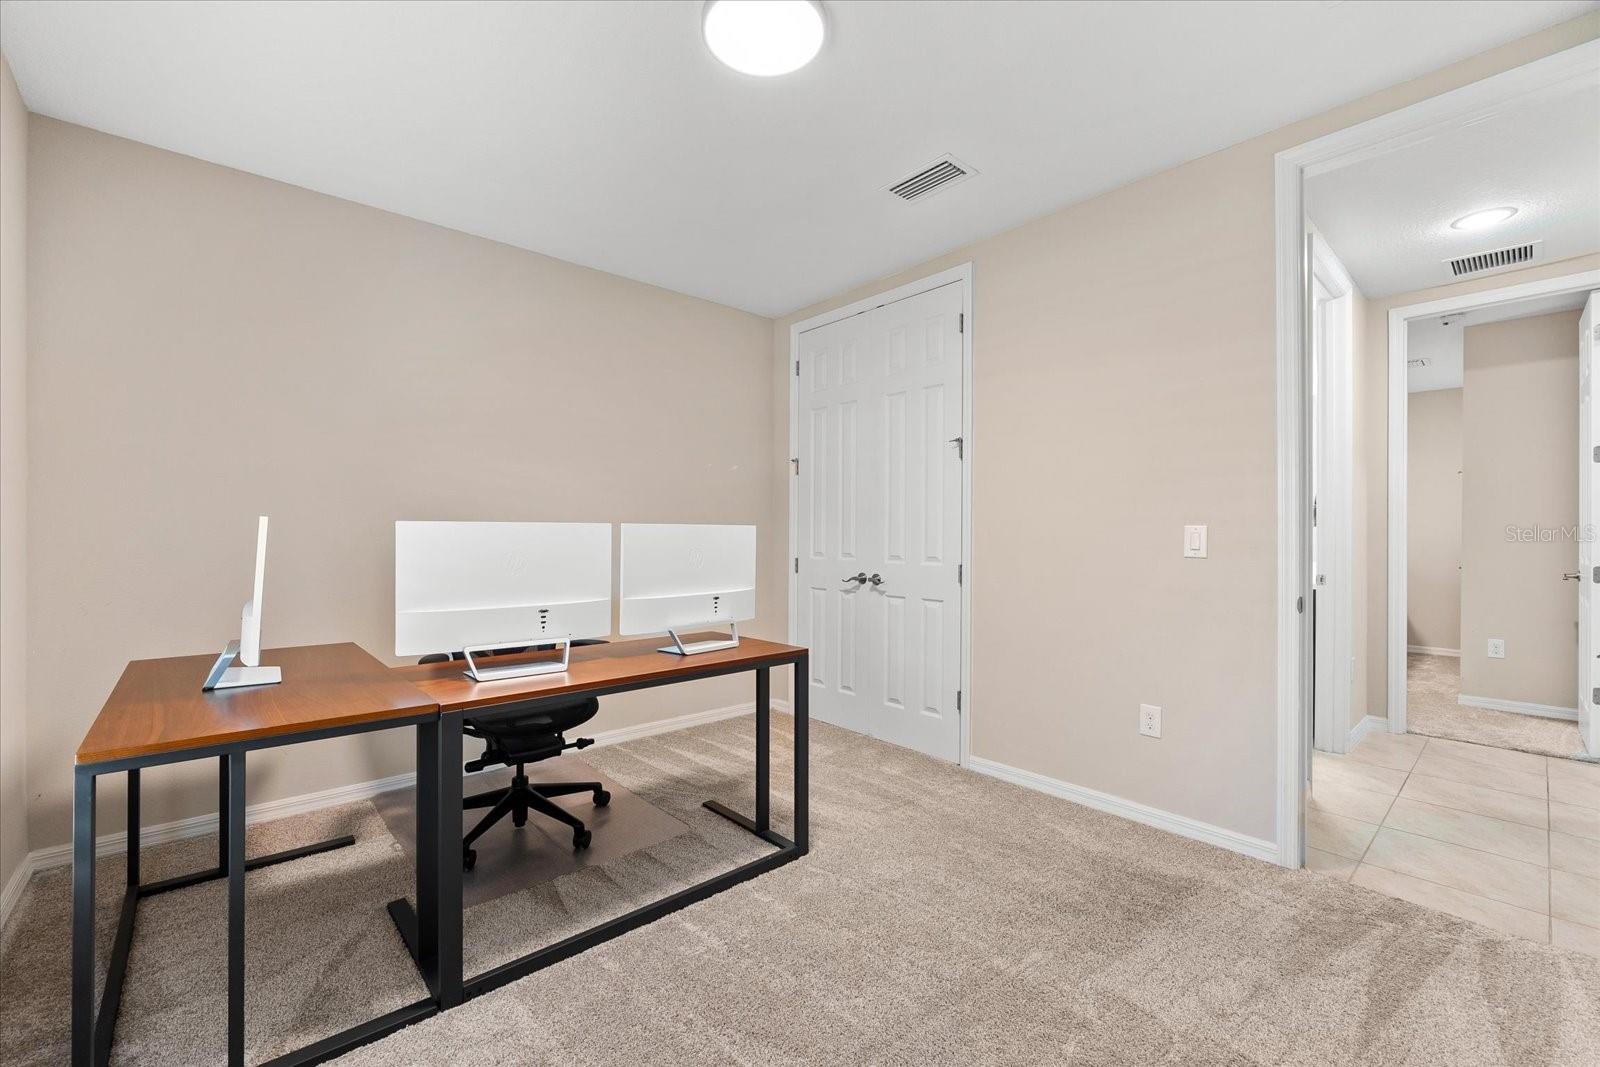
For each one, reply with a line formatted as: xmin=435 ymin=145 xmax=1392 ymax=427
xmin=392 ymin=634 xmax=806 ymax=713
xmin=77 ymin=643 xmax=438 ymax=765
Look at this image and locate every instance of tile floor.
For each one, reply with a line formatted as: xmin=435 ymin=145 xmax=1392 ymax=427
xmin=1308 ymin=730 xmax=1600 ymax=956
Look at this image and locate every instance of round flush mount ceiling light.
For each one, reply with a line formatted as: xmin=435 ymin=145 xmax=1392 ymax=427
xmin=1450 ymin=206 xmax=1518 ymax=231
xmin=703 ymin=1 xmax=825 ymax=77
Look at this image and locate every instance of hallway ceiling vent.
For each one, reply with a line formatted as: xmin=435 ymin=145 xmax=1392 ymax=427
xmin=888 ymin=155 xmax=976 ymax=202
xmin=1447 ymin=240 xmax=1542 ymax=279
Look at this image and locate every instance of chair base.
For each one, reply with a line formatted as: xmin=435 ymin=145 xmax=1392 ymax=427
xmin=462 ymin=770 xmax=610 ymax=870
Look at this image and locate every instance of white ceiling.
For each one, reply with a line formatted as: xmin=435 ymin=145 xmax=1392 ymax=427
xmin=1309 ymin=78 xmax=1600 ymax=298
xmin=2 ymin=1 xmax=1594 ymax=316
xmin=1407 ymin=288 xmax=1592 ymax=392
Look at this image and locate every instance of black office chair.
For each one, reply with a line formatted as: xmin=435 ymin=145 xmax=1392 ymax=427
xmin=419 ymin=642 xmax=610 ymax=870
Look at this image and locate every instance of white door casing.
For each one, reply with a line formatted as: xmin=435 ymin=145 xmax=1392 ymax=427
xmin=794 ymin=279 xmax=965 ymax=763
xmin=1580 ymin=291 xmax=1598 ymax=757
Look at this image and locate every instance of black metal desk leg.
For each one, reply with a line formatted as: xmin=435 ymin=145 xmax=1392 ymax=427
xmin=126 ymin=768 xmax=141 ymax=888
xmin=227 ymin=751 xmax=246 ymax=1067
xmin=413 ymin=720 xmax=441 ymax=999
xmin=437 ymin=715 xmax=463 ymax=1009
xmin=71 ymin=769 xmax=96 ymax=1067
xmin=755 ymin=667 xmax=770 ymax=833
xmin=383 ymin=714 xmax=462 ymax=1009
xmin=793 ymin=655 xmax=809 ymax=852
xmin=217 ymin=754 xmax=230 ymax=871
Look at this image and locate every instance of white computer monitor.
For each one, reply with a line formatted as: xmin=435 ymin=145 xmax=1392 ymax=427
xmin=619 ymin=523 xmax=756 ymax=655
xmin=202 ymin=515 xmax=283 ymax=691
xmin=241 ymin=514 xmax=269 ymax=666
xmin=395 ymin=521 xmax=611 ymax=681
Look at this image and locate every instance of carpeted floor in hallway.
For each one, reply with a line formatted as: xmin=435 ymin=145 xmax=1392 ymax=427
xmin=1 ymin=714 xmax=1597 ymax=1066
xmin=1406 ymin=652 xmax=1591 ymax=762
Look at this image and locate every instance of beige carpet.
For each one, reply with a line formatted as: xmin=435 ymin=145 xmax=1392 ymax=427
xmin=2 ymin=715 xmax=1597 ymax=1066
xmin=1406 ymin=652 xmax=1591 ymax=762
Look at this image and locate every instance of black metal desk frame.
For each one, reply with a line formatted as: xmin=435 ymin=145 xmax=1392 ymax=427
xmin=71 ymin=649 xmax=808 ymax=1065
xmin=71 ymin=711 xmax=447 ymax=1067
xmin=385 ymin=651 xmax=809 ymax=1008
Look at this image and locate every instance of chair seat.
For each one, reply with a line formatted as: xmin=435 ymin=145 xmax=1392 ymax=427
xmin=465 ymin=696 xmax=601 ymax=764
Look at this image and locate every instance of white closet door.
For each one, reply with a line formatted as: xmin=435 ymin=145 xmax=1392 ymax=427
xmin=795 ymin=280 xmax=964 ymax=762
xmin=796 ymin=309 xmax=875 ymax=737
xmin=863 ymin=283 xmax=964 ymax=762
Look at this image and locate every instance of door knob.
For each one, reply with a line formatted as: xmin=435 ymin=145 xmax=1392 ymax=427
xmin=867 ymin=573 xmax=884 ymax=587
xmin=842 ymin=572 xmax=868 ymax=586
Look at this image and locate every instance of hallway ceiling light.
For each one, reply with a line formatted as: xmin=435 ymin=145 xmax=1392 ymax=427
xmin=703 ymin=1 xmax=825 ymax=77
xmin=1449 ymin=206 xmax=1517 ymax=232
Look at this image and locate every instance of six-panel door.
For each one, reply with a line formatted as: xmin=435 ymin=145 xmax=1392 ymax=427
xmin=796 ymin=281 xmax=964 ymax=762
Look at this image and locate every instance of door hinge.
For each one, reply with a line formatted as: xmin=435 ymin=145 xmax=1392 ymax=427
xmin=1593 ymin=445 xmax=1599 ymax=463
xmin=958 ymin=312 xmax=964 ymax=334
xmin=956 ymin=690 xmax=962 ymax=711
xmin=794 ymin=557 xmax=799 ymax=574
xmin=795 ymin=360 xmax=800 ymax=377
xmin=957 ymin=563 xmax=963 ymax=585
xmin=791 ymin=457 xmax=799 ymax=475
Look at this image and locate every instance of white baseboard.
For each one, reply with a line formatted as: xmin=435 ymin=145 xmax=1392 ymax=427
xmin=1346 ymin=714 xmax=1386 ymax=749
xmin=1407 ymin=646 xmax=1460 ymax=658
xmin=1457 ymin=694 xmax=1578 ymax=721
xmin=966 ymin=756 xmax=1281 ymax=866
xmin=0 ymin=857 xmax=33 ymax=948
xmin=0 ymin=698 xmax=787 ymax=938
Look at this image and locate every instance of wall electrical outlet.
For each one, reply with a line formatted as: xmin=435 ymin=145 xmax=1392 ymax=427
xmin=1487 ymin=638 xmax=1506 ymax=659
xmin=1139 ymin=704 xmax=1162 ymax=738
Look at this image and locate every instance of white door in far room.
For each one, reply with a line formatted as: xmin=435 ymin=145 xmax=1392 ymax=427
xmin=795 ymin=281 xmax=965 ymax=763
xmin=1579 ymin=290 xmax=1599 ymax=758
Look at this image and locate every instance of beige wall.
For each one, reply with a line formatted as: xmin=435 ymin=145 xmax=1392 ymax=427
xmin=24 ymin=118 xmax=779 ymax=847
xmin=0 ymin=55 xmax=29 ymax=893
xmin=1406 ymin=389 xmax=1462 ymax=652
xmin=1458 ymin=311 xmax=1579 ymax=709
xmin=1356 ymin=253 xmax=1600 ymax=723
xmin=771 ymin=17 xmax=1599 ymax=844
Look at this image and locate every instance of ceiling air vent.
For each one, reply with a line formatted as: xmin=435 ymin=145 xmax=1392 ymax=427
xmin=1447 ymin=240 xmax=1542 ymax=278
xmin=888 ymin=154 xmax=976 ymax=202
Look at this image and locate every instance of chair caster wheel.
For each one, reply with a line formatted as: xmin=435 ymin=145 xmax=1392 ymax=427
xmin=573 ymin=829 xmax=592 ymax=850
xmin=593 ymin=789 xmax=611 ymax=808
xmin=463 ymin=849 xmax=477 ymax=871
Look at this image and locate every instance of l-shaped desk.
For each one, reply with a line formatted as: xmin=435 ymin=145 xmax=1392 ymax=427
xmin=71 ymin=635 xmax=809 ymax=1067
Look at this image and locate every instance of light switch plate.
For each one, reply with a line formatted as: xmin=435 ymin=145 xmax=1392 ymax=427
xmin=1183 ymin=525 xmax=1207 ymax=559
xmin=1488 ymin=638 xmax=1505 ymax=659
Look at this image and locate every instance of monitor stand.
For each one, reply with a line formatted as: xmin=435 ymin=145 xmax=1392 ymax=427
xmin=463 ymin=638 xmax=570 ymax=682
xmin=659 ymin=621 xmax=740 ymax=656
xmin=201 ymin=640 xmax=283 ymax=691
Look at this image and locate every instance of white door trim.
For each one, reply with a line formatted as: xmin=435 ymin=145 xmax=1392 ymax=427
xmin=788 ymin=262 xmax=975 ymax=766
xmin=1273 ymin=38 xmax=1599 ymax=869
xmin=1384 ymin=267 xmax=1600 ymax=733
